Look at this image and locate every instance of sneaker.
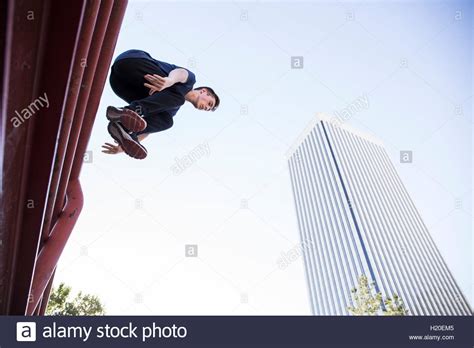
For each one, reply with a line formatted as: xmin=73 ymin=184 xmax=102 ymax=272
xmin=106 ymin=106 xmax=147 ymax=132
xmin=107 ymin=121 xmax=147 ymax=159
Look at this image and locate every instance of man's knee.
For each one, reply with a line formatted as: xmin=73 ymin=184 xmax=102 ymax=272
xmin=162 ymin=116 xmax=173 ymax=130
xmin=142 ymin=114 xmax=173 ymax=134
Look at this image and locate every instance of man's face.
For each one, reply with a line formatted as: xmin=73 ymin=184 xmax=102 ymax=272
xmin=196 ymin=89 xmax=216 ymax=111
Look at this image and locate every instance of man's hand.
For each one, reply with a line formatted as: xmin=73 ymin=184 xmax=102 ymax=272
xmin=144 ymin=68 xmax=189 ymax=95
xmin=144 ymin=74 xmax=174 ymax=95
xmin=102 ymin=142 xmax=123 ymax=155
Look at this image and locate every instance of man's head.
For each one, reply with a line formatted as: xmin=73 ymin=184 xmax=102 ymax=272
xmin=193 ymin=86 xmax=220 ymax=112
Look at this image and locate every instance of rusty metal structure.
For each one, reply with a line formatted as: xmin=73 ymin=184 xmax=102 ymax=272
xmin=0 ymin=0 xmax=128 ymax=315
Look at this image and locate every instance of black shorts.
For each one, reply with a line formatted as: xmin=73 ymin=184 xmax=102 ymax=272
xmin=109 ymin=57 xmax=166 ymax=104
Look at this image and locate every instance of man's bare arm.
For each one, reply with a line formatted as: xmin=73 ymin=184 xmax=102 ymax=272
xmin=168 ymin=68 xmax=189 ymax=84
xmin=144 ymin=68 xmax=189 ymax=95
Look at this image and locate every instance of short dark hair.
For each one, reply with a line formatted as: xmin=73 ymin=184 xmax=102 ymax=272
xmin=194 ymin=86 xmax=220 ymax=111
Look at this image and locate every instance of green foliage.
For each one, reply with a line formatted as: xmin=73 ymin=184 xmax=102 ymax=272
xmin=347 ymin=275 xmax=383 ymax=315
xmin=347 ymin=275 xmax=408 ymax=316
xmin=46 ymin=283 xmax=105 ymax=316
xmin=384 ymin=293 xmax=409 ymax=316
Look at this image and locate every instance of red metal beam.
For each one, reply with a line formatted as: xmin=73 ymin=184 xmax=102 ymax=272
xmin=36 ymin=0 xmax=128 ymax=315
xmin=0 ymin=0 xmax=12 ymax=310
xmin=41 ymin=0 xmax=101 ymax=243
xmin=0 ymin=0 xmax=8 ymax=167
xmin=1 ymin=0 xmax=51 ymax=315
xmin=71 ymin=0 xmax=128 ymax=180
xmin=54 ymin=0 xmax=115 ymax=218
xmin=0 ymin=0 xmax=11 ymax=314
xmin=37 ymin=268 xmax=56 ymax=315
xmin=28 ymin=179 xmax=84 ymax=315
xmin=1 ymin=0 xmax=128 ymax=315
xmin=8 ymin=0 xmax=87 ymax=315
xmin=31 ymin=0 xmax=100 ymax=314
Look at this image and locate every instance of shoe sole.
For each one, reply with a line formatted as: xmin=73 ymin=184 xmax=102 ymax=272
xmin=107 ymin=122 xmax=147 ymax=160
xmin=106 ymin=106 xmax=147 ymax=132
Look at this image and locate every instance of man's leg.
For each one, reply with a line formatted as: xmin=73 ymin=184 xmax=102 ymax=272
xmin=107 ymin=58 xmax=172 ymax=159
xmin=107 ymin=111 xmax=173 ymax=160
xmin=109 ymin=58 xmax=164 ymax=102
xmin=107 ymin=58 xmax=165 ymax=133
xmin=134 ymin=111 xmax=174 ymax=137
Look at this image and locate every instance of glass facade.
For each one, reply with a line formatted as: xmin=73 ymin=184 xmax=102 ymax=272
xmin=288 ymin=115 xmax=472 ymax=315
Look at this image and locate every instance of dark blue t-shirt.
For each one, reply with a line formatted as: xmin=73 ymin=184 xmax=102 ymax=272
xmin=115 ymin=49 xmax=196 ymax=116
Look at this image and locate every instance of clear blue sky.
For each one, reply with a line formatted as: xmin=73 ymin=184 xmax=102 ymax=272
xmin=55 ymin=0 xmax=472 ymax=314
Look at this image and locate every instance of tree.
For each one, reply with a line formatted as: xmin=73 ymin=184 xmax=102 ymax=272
xmin=347 ymin=275 xmax=408 ymax=316
xmin=46 ymin=283 xmax=105 ymax=316
xmin=384 ymin=293 xmax=409 ymax=316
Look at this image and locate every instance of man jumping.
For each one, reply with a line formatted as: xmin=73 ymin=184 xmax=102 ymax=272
xmin=102 ymin=49 xmax=220 ymax=159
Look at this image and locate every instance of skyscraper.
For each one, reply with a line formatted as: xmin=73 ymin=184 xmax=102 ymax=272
xmin=287 ymin=113 xmax=472 ymax=315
